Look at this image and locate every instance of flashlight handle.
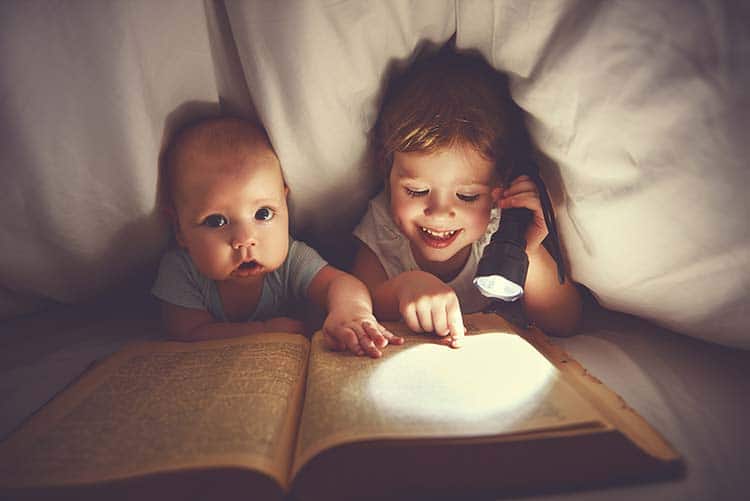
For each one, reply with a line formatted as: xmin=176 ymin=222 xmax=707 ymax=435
xmin=491 ymin=208 xmax=533 ymax=248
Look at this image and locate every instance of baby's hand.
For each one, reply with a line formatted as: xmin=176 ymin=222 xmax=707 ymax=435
xmin=262 ymin=317 xmax=306 ymax=334
xmin=498 ymin=175 xmax=548 ymax=251
xmin=396 ymin=272 xmax=465 ymax=348
xmin=323 ymin=312 xmax=404 ymax=358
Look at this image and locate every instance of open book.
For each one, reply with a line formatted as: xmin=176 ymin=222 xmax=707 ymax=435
xmin=0 ymin=313 xmax=681 ymax=500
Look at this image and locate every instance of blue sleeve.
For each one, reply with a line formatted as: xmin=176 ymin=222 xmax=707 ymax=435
xmin=151 ymin=249 xmax=209 ymax=311
xmin=284 ymin=239 xmax=328 ymax=301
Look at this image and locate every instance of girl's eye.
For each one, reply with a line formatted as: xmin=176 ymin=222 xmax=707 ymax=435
xmin=405 ymin=188 xmax=428 ymax=197
xmin=202 ymin=214 xmax=228 ymax=228
xmin=255 ymin=207 xmax=275 ymax=221
xmin=457 ymin=193 xmax=480 ymax=203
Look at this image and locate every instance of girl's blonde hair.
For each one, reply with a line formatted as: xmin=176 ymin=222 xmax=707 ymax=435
xmin=373 ymin=45 xmax=520 ymax=185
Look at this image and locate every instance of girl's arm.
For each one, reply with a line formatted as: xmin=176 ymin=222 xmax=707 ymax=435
xmin=351 ymin=242 xmax=464 ymax=346
xmin=499 ymin=176 xmax=582 ymax=336
xmin=522 ymin=246 xmax=582 ymax=336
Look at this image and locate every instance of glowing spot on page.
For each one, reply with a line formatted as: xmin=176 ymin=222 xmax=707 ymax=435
xmin=369 ymin=333 xmax=555 ymax=423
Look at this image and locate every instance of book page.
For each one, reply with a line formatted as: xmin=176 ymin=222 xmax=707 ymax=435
xmin=291 ymin=315 xmax=606 ymax=475
xmin=0 ymin=333 xmax=308 ymax=490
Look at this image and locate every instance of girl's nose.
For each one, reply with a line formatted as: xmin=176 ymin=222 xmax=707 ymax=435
xmin=424 ymin=192 xmax=455 ymax=218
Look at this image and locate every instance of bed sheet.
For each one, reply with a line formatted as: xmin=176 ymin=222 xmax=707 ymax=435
xmin=2 ymin=0 xmax=748 ymax=353
xmin=1 ymin=298 xmax=746 ymax=500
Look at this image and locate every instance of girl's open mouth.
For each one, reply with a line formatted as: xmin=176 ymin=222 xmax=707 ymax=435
xmin=419 ymin=226 xmax=461 ymax=248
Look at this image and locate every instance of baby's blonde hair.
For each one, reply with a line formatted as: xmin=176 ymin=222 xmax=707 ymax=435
xmin=159 ymin=116 xmax=275 ymax=211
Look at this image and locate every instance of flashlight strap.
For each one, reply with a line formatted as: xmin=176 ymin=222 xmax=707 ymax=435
xmin=529 ymin=171 xmax=566 ymax=284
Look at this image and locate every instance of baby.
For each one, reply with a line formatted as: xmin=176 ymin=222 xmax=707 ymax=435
xmin=351 ymin=47 xmax=582 ymax=345
xmin=153 ymin=116 xmax=402 ymax=357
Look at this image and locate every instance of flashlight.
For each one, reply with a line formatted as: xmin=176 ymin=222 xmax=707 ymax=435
xmin=473 ymin=207 xmax=533 ymax=302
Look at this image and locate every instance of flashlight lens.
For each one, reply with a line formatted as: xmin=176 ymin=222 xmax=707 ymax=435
xmin=473 ymin=275 xmax=524 ymax=302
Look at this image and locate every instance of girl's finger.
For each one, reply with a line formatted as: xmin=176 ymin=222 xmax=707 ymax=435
xmin=415 ymin=299 xmax=435 ymax=334
xmin=501 ymin=192 xmax=541 ymax=211
xmin=431 ymin=303 xmax=449 ymax=337
xmin=401 ymin=302 xmax=422 ymax=333
xmin=446 ymin=297 xmax=465 ymax=348
xmin=502 ymin=179 xmax=538 ymax=197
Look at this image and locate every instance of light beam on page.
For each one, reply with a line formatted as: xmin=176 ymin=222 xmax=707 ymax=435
xmin=368 ymin=332 xmax=555 ymax=424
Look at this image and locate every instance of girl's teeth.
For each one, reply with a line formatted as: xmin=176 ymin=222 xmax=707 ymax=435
xmin=420 ymin=227 xmax=457 ymax=238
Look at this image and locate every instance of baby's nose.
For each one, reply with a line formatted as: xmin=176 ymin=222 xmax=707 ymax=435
xmin=231 ymin=225 xmax=257 ymax=249
xmin=231 ymin=239 xmax=256 ymax=250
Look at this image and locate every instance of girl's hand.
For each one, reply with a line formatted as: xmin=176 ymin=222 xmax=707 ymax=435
xmin=395 ymin=272 xmax=464 ymax=348
xmin=498 ymin=175 xmax=548 ymax=251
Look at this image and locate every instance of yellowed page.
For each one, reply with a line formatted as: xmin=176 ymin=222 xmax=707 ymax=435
xmin=291 ymin=314 xmax=607 ymax=476
xmin=0 ymin=333 xmax=308 ymax=490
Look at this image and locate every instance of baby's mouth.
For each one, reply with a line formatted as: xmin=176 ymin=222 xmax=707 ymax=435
xmin=418 ymin=226 xmax=461 ymax=248
xmin=234 ymin=260 xmax=263 ymax=276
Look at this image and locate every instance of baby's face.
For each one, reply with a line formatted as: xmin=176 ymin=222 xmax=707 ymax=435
xmin=389 ymin=143 xmax=499 ymax=277
xmin=172 ymin=146 xmax=289 ymax=283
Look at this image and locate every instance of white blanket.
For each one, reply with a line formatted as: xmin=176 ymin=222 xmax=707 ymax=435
xmin=1 ymin=0 xmax=747 ymax=347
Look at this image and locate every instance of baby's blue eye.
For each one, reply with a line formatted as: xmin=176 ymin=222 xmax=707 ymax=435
xmin=202 ymin=214 xmax=227 ymax=228
xmin=255 ymin=207 xmax=275 ymax=221
xmin=457 ymin=193 xmax=480 ymax=202
xmin=406 ymin=188 xmax=428 ymax=197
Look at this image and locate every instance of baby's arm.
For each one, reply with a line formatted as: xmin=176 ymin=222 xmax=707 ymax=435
xmin=161 ymin=302 xmax=304 ymax=341
xmin=351 ymin=242 xmax=465 ymax=347
xmin=499 ymin=176 xmax=582 ymax=336
xmin=307 ymin=265 xmax=404 ymax=358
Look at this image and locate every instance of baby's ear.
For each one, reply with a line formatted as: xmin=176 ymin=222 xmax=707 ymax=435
xmin=162 ymin=206 xmax=186 ymax=247
xmin=491 ymin=187 xmax=503 ymax=203
xmin=284 ymin=184 xmax=289 ymax=197
xmin=160 ymin=206 xmax=177 ymax=227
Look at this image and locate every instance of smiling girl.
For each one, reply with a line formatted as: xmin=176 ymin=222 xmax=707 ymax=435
xmin=351 ymin=47 xmax=582 ymax=344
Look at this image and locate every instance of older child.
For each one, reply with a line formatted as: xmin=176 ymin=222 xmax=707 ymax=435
xmin=153 ymin=117 xmax=402 ymax=357
xmin=352 ymin=47 xmax=582 ymax=345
